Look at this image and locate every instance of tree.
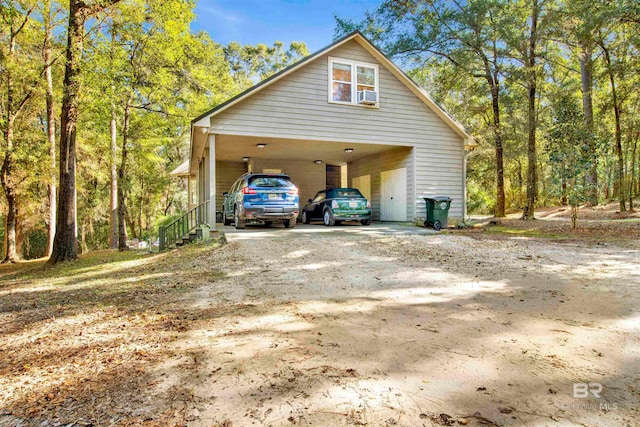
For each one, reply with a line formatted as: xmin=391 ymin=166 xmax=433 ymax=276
xmin=335 ymin=0 xmax=510 ymax=216
xmin=76 ymin=0 xmax=236 ymax=251
xmin=547 ymin=90 xmax=591 ymax=227
xmin=0 ymin=0 xmax=42 ymax=263
xmin=48 ymin=0 xmax=121 ymax=264
xmin=41 ymin=0 xmax=63 ymax=256
xmin=224 ymin=41 xmax=309 ymax=90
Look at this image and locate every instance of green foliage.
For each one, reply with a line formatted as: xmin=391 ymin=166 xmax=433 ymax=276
xmin=224 ymin=41 xmax=309 ymax=90
xmin=1 ymin=0 xmax=310 ymax=256
xmin=546 ymin=91 xmax=592 ymax=206
xmin=467 ymin=180 xmax=495 ymax=214
xmin=21 ymin=226 xmax=47 ymax=259
xmin=336 ymin=0 xmax=640 ymax=216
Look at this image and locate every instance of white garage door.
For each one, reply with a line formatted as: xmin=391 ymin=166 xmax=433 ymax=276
xmin=380 ymin=168 xmax=407 ymax=221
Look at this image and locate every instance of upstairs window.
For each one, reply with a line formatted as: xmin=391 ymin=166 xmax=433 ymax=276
xmin=331 ymin=61 xmax=352 ymax=102
xmin=329 ymin=57 xmax=379 ymax=107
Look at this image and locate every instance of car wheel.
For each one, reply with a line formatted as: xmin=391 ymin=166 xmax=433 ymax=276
xmin=301 ymin=211 xmax=310 ymax=224
xmin=223 ymin=209 xmax=232 ymax=225
xmin=283 ymin=218 xmax=296 ymax=228
xmin=323 ymin=209 xmax=335 ymax=226
xmin=234 ymin=206 xmax=245 ymax=229
xmin=433 ymin=220 xmax=441 ymax=231
xmin=361 ymin=219 xmax=371 ymax=226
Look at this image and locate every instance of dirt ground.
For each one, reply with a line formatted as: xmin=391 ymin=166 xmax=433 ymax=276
xmin=1 ymin=224 xmax=639 ymax=426
xmin=532 ymin=201 xmax=640 ymax=221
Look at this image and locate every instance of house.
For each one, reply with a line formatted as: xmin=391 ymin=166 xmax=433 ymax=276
xmin=181 ymin=31 xmax=475 ymax=230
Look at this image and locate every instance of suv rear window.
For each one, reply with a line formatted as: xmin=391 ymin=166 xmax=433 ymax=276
xmin=248 ymin=176 xmax=294 ymax=188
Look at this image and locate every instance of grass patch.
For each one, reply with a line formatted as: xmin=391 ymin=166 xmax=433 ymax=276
xmin=0 ymin=238 xmax=226 ymax=426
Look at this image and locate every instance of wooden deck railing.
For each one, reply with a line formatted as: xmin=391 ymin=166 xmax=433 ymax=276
xmin=158 ymin=200 xmax=209 ymax=251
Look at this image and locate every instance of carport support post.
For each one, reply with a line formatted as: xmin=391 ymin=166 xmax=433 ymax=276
xmin=208 ymin=134 xmax=216 ymax=229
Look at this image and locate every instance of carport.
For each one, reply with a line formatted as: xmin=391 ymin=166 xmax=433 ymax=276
xmin=189 ymin=129 xmax=415 ymax=228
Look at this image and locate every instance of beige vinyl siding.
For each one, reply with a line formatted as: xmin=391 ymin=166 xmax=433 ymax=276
xmin=209 ymin=39 xmax=465 ymax=218
xmin=250 ymin=159 xmax=325 ymax=209
xmin=347 ymin=147 xmax=413 ymax=221
xmin=215 ymin=161 xmax=247 ymax=213
xmin=414 ymin=143 xmax=464 ymax=219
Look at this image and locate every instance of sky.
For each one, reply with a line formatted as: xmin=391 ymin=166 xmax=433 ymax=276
xmin=192 ymin=0 xmax=381 ymax=52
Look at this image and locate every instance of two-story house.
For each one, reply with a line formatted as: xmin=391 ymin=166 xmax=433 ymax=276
xmin=178 ymin=31 xmax=475 ymax=230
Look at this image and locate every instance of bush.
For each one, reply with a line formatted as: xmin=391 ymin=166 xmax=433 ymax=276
xmin=467 ymin=180 xmax=494 ymax=214
xmin=21 ymin=227 xmax=48 ymax=260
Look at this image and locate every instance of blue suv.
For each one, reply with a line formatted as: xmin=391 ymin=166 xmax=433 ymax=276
xmin=222 ymin=173 xmax=299 ymax=229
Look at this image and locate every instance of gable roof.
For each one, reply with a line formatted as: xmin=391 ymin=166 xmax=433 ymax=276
xmin=192 ymin=31 xmax=475 ymax=148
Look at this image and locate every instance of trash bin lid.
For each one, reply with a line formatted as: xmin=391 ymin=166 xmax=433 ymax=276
xmin=423 ymin=196 xmax=452 ymax=202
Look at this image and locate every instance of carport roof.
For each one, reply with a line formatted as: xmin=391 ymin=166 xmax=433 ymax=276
xmin=169 ymin=160 xmax=190 ymax=177
xmin=191 ymin=31 xmax=476 ymax=148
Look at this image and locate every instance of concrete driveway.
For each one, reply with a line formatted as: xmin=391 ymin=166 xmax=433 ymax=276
xmin=216 ymin=221 xmax=437 ymax=242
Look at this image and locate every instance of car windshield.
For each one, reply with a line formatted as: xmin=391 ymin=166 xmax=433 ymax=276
xmin=248 ymin=176 xmax=293 ymax=188
xmin=331 ymin=189 xmax=363 ymax=198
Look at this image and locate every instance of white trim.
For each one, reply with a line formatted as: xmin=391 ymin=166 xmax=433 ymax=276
xmin=412 ymin=146 xmax=417 ymax=221
xmin=208 ymin=135 xmax=216 ymax=229
xmin=328 ymin=56 xmax=379 ymax=107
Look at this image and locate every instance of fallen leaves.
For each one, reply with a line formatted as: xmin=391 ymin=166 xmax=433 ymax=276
xmin=0 ymin=240 xmax=225 ymax=426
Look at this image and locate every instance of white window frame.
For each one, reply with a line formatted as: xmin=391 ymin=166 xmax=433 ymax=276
xmin=328 ymin=56 xmax=379 ymax=108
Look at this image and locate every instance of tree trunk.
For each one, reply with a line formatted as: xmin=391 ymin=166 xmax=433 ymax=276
xmin=125 ymin=203 xmax=136 ymax=240
xmin=631 ymin=133 xmax=637 ymax=210
xmin=489 ymin=81 xmax=506 ymax=217
xmin=48 ymin=0 xmax=121 ymax=264
xmin=570 ymin=204 xmax=578 ymax=229
xmin=117 ymin=102 xmax=131 ymax=251
xmin=44 ymin=0 xmax=56 ymax=257
xmin=522 ymin=0 xmax=539 ymax=220
xmin=579 ymin=44 xmax=598 ymax=205
xmin=601 ymin=44 xmax=626 ymax=212
xmin=1 ymin=174 xmax=18 ymax=263
xmin=561 ymin=160 xmax=568 ymax=205
xmin=49 ymin=2 xmax=84 ymax=264
xmin=109 ymin=105 xmax=118 ymax=248
xmin=2 ymin=30 xmax=19 ymax=263
xmin=138 ymin=176 xmax=144 ymax=236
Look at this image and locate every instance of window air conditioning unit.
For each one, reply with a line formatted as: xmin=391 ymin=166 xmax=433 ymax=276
xmin=357 ymin=90 xmax=378 ymax=105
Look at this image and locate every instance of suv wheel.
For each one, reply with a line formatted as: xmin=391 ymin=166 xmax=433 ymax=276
xmin=283 ymin=218 xmax=296 ymax=228
xmin=234 ymin=206 xmax=246 ymax=229
xmin=223 ymin=209 xmax=232 ymax=225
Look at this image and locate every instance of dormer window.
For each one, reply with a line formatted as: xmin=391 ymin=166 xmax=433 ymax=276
xmin=329 ymin=57 xmax=379 ymax=107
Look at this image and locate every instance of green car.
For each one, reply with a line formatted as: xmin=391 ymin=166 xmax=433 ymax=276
xmin=301 ymin=188 xmax=372 ymax=226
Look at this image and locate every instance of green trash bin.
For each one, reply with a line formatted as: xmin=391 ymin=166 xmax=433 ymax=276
xmin=423 ymin=196 xmax=452 ymax=231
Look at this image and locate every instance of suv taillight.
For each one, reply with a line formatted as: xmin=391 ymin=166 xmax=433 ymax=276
xmin=288 ymin=188 xmax=298 ymax=195
xmin=366 ymin=200 xmax=371 ymax=208
xmin=242 ymin=187 xmax=257 ymax=194
xmin=331 ymin=200 xmax=339 ymax=209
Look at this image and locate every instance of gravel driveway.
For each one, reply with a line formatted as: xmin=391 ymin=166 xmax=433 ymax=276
xmin=159 ymin=227 xmax=640 ymax=426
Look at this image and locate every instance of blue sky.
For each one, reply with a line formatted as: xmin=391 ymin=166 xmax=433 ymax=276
xmin=192 ymin=0 xmax=381 ymax=52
